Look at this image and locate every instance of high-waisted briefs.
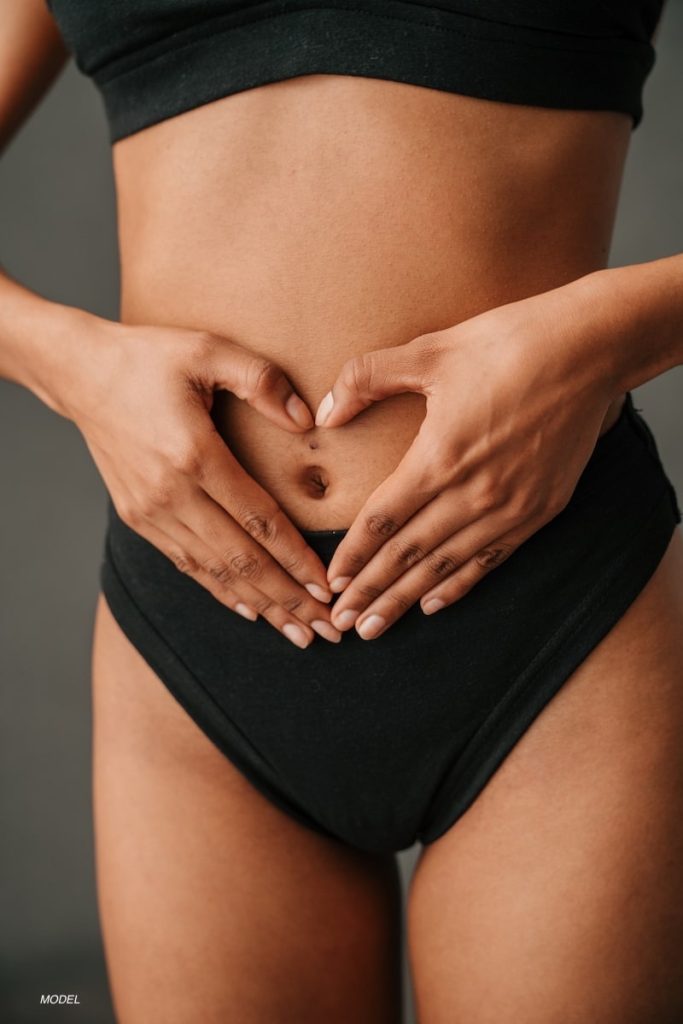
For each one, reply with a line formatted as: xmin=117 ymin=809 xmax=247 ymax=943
xmin=100 ymin=391 xmax=681 ymax=853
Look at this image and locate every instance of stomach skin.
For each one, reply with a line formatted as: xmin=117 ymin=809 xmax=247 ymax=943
xmin=111 ymin=74 xmax=632 ymax=531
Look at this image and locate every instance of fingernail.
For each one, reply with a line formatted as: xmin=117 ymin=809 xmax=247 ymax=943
xmin=357 ymin=614 xmax=386 ymax=640
xmin=282 ymin=623 xmax=312 ymax=649
xmin=422 ymin=597 xmax=445 ymax=615
xmin=333 ymin=608 xmax=360 ymax=630
xmin=311 ymin=619 xmax=343 ymax=643
xmin=285 ymin=393 xmax=313 ymax=428
xmin=329 ymin=576 xmax=352 ymax=593
xmin=235 ymin=602 xmax=258 ymax=621
xmin=305 ymin=582 xmax=333 ymax=602
xmin=315 ymin=391 xmax=335 ymax=426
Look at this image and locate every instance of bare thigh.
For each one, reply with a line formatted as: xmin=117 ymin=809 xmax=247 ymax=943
xmin=408 ymin=528 xmax=683 ymax=1024
xmin=91 ymin=594 xmax=402 ymax=1024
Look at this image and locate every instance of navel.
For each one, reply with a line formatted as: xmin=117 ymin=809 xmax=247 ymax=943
xmin=300 ymin=464 xmax=330 ymax=499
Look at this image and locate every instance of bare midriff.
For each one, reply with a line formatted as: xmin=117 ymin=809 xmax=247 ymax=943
xmin=112 ymin=74 xmax=632 ymax=531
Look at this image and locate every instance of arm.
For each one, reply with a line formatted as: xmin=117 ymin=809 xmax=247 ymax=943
xmin=1 ymin=1 xmax=339 ymax=647
xmin=0 ymin=0 xmax=70 ymax=155
xmin=578 ymin=254 xmax=683 ymax=394
xmin=312 ymin=255 xmax=682 ymax=639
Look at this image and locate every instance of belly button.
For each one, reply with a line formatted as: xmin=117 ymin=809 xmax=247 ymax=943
xmin=301 ymin=464 xmax=330 ymax=499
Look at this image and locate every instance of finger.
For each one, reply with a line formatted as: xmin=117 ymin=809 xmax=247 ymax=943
xmin=419 ymin=531 xmax=525 ymax=613
xmin=324 ymin=431 xmax=442 ymax=591
xmin=201 ymin=336 xmax=315 ymax=432
xmin=198 ymin=427 xmax=333 ymax=603
xmin=314 ymin=337 xmax=431 ymax=428
xmin=345 ymin=515 xmax=535 ymax=639
xmin=329 ymin=488 xmax=483 ymax=625
xmin=139 ymin=516 xmax=331 ymax=649
xmin=167 ymin=489 xmax=342 ymax=640
xmin=131 ymin=517 xmax=258 ymax=622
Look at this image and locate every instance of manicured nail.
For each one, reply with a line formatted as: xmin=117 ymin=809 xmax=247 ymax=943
xmin=333 ymin=608 xmax=360 ymax=630
xmin=285 ymin=392 xmax=313 ymax=428
xmin=311 ymin=619 xmax=343 ymax=643
xmin=329 ymin=576 xmax=352 ymax=593
xmin=315 ymin=391 xmax=335 ymax=426
xmin=357 ymin=614 xmax=386 ymax=640
xmin=305 ymin=582 xmax=333 ymax=602
xmin=422 ymin=597 xmax=445 ymax=615
xmin=235 ymin=602 xmax=258 ymax=621
xmin=282 ymin=623 xmax=312 ymax=648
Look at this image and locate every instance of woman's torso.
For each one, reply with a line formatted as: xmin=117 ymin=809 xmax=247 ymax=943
xmin=112 ymin=74 xmax=632 ymax=530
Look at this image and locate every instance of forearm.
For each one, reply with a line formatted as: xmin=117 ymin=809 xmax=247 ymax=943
xmin=575 ymin=254 xmax=683 ymax=395
xmin=0 ymin=266 xmax=111 ymax=418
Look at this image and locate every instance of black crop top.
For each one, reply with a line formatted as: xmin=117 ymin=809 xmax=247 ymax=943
xmin=44 ymin=0 xmax=665 ymax=144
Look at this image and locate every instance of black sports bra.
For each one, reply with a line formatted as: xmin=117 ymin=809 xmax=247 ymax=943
xmin=45 ymin=1 xmax=666 ymax=144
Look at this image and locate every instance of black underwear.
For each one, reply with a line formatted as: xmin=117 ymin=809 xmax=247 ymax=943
xmin=100 ymin=392 xmax=680 ymax=853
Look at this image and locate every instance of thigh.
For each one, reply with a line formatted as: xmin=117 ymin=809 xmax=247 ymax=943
xmin=91 ymin=594 xmax=402 ymax=1024
xmin=408 ymin=528 xmax=683 ymax=1024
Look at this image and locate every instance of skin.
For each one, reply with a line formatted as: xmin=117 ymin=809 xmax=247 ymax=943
xmin=92 ymin=530 xmax=683 ymax=1023
xmin=3 ymin=1 xmax=683 ymax=1020
xmin=317 ymin=280 xmax=624 ymax=637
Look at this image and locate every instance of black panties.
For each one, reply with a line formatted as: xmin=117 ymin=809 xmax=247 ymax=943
xmin=100 ymin=392 xmax=680 ymax=853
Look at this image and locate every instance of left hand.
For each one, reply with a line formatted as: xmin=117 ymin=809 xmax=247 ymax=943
xmin=314 ymin=279 xmax=620 ymax=639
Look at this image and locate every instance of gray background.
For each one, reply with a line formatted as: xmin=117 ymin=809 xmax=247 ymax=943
xmin=1 ymin=4 xmax=681 ymax=1021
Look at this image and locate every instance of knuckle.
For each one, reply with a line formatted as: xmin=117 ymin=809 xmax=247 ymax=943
xmin=241 ymin=508 xmax=276 ymax=543
xmin=340 ymin=350 xmax=389 ymax=398
xmin=278 ymin=551 xmax=305 ymax=576
xmin=191 ymin=330 xmax=217 ymax=357
xmin=118 ymin=501 xmax=140 ymax=528
xmin=339 ymin=353 xmax=368 ymax=392
xmin=358 ymin=582 xmax=384 ymax=602
xmin=388 ymin=539 xmax=424 ymax=568
xmin=247 ymin=357 xmax=280 ymax=397
xmin=166 ymin=440 xmax=203 ymax=477
xmin=416 ymin=455 xmax=450 ymax=492
xmin=474 ymin=543 xmax=514 ymax=571
xmin=184 ymin=449 xmax=206 ymax=479
xmin=425 ymin=549 xmax=461 ymax=578
xmin=144 ymin=481 xmax=174 ymax=513
xmin=365 ymin=511 xmax=399 ymax=540
xmin=229 ymin=550 xmax=262 ymax=581
xmin=135 ymin=465 xmax=172 ymax=512
xmin=281 ymin=594 xmax=304 ymax=614
xmin=170 ymin=549 xmax=198 ymax=576
xmin=507 ymin=488 xmax=542 ymax=522
xmin=253 ymin=594 xmax=275 ymax=615
xmin=384 ymin=590 xmax=412 ymax=612
xmin=470 ymin=481 xmax=501 ymax=516
xmin=344 ymin=549 xmax=370 ymax=574
xmin=203 ymin=559 xmax=236 ymax=587
xmin=136 ymin=495 xmax=161 ymax=520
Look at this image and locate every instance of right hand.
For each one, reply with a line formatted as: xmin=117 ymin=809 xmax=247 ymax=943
xmin=60 ymin=315 xmax=341 ymax=648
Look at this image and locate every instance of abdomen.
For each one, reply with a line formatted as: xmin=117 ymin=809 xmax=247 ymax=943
xmin=111 ymin=74 xmax=632 ymax=530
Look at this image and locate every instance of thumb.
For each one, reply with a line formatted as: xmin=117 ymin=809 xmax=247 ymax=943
xmin=314 ymin=338 xmax=429 ymax=428
xmin=204 ymin=336 xmax=314 ymax=432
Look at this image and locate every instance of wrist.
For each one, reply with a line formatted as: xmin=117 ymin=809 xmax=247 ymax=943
xmin=9 ymin=297 xmax=118 ymax=420
xmin=556 ymin=267 xmax=636 ymax=399
xmin=568 ymin=260 xmax=683 ymax=395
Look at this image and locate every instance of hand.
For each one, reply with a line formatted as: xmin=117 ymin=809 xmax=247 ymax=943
xmin=63 ymin=317 xmax=341 ymax=648
xmin=314 ymin=281 xmax=619 ymax=639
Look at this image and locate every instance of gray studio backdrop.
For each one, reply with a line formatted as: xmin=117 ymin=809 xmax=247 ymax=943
xmin=2 ymin=4 xmax=682 ymax=1022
